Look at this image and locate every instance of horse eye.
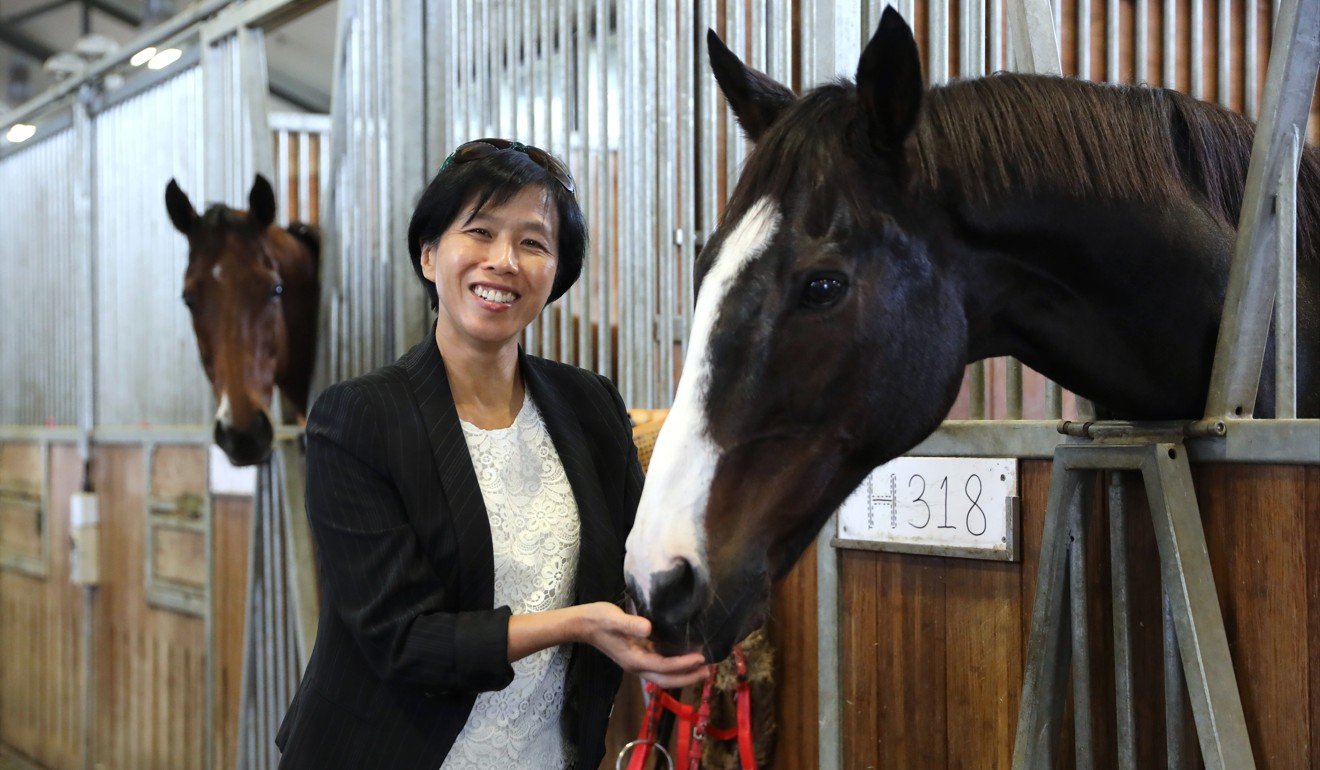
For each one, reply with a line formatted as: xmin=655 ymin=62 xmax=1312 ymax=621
xmin=801 ymin=274 xmax=848 ymax=309
xmin=271 ymin=283 xmax=284 ymax=299
xmin=182 ymin=293 xmax=196 ymax=310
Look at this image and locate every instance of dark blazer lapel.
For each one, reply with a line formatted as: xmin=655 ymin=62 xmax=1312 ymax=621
xmin=400 ymin=337 xmax=495 ymax=611
xmin=521 ymin=353 xmax=623 ymax=606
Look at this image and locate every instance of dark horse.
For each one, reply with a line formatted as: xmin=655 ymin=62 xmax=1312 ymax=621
xmin=625 ymin=9 xmax=1318 ymax=661
xmin=165 ymin=175 xmax=320 ymax=466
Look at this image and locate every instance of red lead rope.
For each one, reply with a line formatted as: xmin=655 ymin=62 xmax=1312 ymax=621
xmin=620 ymin=646 xmax=755 ymax=770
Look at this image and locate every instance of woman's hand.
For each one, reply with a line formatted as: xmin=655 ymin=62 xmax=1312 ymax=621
xmin=573 ymin=602 xmax=709 ymax=689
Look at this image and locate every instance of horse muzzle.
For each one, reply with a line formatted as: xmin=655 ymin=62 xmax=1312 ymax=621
xmin=631 ymin=558 xmax=770 ymax=663
xmin=214 ymin=410 xmax=274 ymax=466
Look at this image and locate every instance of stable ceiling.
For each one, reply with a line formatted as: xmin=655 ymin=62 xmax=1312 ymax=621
xmin=0 ymin=0 xmax=336 ymax=114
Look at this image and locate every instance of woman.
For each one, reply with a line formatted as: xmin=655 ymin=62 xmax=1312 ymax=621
xmin=276 ymin=139 xmax=707 ymax=770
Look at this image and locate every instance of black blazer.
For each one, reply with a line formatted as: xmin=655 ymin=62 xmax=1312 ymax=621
xmin=276 ymin=336 xmax=643 ymax=770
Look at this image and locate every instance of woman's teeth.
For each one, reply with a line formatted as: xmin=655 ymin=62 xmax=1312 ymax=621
xmin=472 ymin=285 xmax=517 ymax=304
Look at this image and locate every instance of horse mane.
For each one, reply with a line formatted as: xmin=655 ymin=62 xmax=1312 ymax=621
xmin=915 ymin=73 xmax=1319 ymax=267
xmin=286 ymin=222 xmax=321 ymax=267
xmin=200 ymin=203 xmax=255 ymax=233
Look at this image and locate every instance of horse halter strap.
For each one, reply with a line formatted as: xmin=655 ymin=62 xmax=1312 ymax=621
xmin=619 ymin=646 xmax=756 ymax=770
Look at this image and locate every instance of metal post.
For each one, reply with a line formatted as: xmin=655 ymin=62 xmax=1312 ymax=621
xmin=1006 ymin=359 xmax=1024 ymax=419
xmin=1006 ymin=0 xmax=1062 ymax=75
xmin=969 ymin=361 xmax=987 ymax=419
xmin=1011 ymin=461 xmax=1082 ymax=769
xmin=1143 ymin=444 xmax=1255 ymax=769
xmin=816 ymin=518 xmax=841 ymax=770
xmin=1203 ymin=0 xmax=1320 ymax=420
xmin=1068 ymin=484 xmax=1093 ymax=770
xmin=1163 ymin=591 xmax=1190 ymax=769
xmin=802 ymin=5 xmax=860 ymax=766
xmin=1108 ymin=472 xmax=1137 ymax=770
xmin=1274 ymin=128 xmax=1301 ymax=419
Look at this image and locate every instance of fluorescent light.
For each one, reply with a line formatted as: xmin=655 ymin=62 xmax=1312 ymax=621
xmin=147 ymin=48 xmax=182 ymax=70
xmin=129 ymin=47 xmax=157 ymax=67
xmin=6 ymin=124 xmax=36 ymax=143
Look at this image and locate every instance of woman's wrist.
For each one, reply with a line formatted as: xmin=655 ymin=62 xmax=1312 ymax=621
xmin=507 ymin=605 xmax=592 ymax=662
xmin=562 ymin=604 xmax=592 ymax=645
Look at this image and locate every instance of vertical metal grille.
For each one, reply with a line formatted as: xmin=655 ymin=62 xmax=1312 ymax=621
xmin=0 ymin=129 xmax=79 ymax=425
xmin=93 ymin=67 xmax=212 ymax=426
xmin=321 ymin=0 xmax=401 ymax=384
xmin=422 ymin=0 xmax=797 ymax=408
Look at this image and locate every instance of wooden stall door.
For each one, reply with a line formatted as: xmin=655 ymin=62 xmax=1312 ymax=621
xmin=787 ymin=462 xmax=1320 ymax=769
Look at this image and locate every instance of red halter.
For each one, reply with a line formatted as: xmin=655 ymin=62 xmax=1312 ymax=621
xmin=617 ymin=645 xmax=756 ymax=770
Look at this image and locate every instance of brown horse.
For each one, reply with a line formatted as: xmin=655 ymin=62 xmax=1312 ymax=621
xmin=625 ymin=9 xmax=1318 ymax=661
xmin=165 ymin=175 xmax=320 ymax=466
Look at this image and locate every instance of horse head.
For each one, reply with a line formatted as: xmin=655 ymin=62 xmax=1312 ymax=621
xmin=166 ymin=175 xmax=319 ymax=467
xmin=625 ymin=10 xmax=966 ymax=660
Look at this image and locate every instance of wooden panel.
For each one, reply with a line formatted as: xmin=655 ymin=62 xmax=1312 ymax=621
xmin=823 ymin=460 xmax=1317 ymax=769
xmin=150 ymin=445 xmax=206 ymax=518
xmin=212 ymin=496 xmax=252 ymax=770
xmin=769 ymin=542 xmax=817 ymax=770
xmin=0 ymin=503 xmax=41 ymax=562
xmin=1199 ymin=464 xmax=1310 ymax=769
xmin=91 ymin=445 xmax=208 ymax=770
xmin=0 ymin=443 xmax=85 ymax=770
xmin=0 ymin=443 xmax=43 ymax=564
xmin=152 ymin=528 xmax=206 ymax=589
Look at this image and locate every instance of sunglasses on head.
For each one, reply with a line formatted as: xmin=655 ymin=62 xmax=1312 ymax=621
xmin=440 ymin=138 xmax=576 ymax=194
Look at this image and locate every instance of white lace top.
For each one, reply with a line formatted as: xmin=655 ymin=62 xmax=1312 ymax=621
xmin=440 ymin=395 xmax=581 ymax=770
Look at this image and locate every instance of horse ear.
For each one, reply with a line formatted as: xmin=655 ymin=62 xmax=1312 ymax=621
xmin=165 ymin=179 xmax=199 ymax=234
xmin=707 ymin=28 xmax=795 ymax=142
xmin=249 ymin=174 xmax=277 ymax=228
xmin=856 ymin=7 xmax=924 ymax=154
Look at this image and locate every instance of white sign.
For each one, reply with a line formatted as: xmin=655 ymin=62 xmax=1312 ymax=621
xmin=835 ymin=457 xmax=1020 ymax=561
xmin=209 ymin=445 xmax=258 ymax=496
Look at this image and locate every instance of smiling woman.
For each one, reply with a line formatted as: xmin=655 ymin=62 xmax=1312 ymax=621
xmin=275 ymin=140 xmax=708 ymax=770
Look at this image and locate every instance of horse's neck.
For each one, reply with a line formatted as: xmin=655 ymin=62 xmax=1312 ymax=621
xmin=950 ymin=193 xmax=1236 ymax=418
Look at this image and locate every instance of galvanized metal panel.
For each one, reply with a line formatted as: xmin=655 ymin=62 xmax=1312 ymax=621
xmin=92 ymin=67 xmax=212 ymax=426
xmin=0 ymin=128 xmax=80 ymax=425
xmin=320 ymin=0 xmax=403 ymax=386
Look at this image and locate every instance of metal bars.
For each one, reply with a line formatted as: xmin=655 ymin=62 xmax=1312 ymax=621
xmin=1204 ymin=0 xmax=1320 ymax=420
xmin=235 ymin=453 xmax=303 ymax=770
xmin=320 ymin=0 xmax=404 ymax=387
xmin=1011 ymin=441 xmax=1256 ymax=769
xmin=418 ymin=0 xmax=799 ymax=408
xmin=93 ymin=67 xmax=211 ymax=426
xmin=270 ymin=112 xmax=331 ymax=226
xmin=0 ymin=129 xmax=79 ymax=426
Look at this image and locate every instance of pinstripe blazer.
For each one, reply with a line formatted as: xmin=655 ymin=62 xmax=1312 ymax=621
xmin=275 ymin=335 xmax=643 ymax=770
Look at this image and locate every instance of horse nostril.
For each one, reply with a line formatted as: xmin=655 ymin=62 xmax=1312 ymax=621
xmin=214 ymin=412 xmax=275 ymax=467
xmin=648 ymin=557 xmax=706 ymax=629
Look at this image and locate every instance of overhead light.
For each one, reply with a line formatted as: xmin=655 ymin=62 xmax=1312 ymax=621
xmin=130 ymin=47 xmax=157 ymax=67
xmin=6 ymin=124 xmax=36 ymax=143
xmin=74 ymin=34 xmax=119 ymax=59
xmin=147 ymin=48 xmax=182 ymax=70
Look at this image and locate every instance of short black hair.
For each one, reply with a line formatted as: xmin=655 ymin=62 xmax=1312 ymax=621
xmin=407 ymin=146 xmax=586 ymax=309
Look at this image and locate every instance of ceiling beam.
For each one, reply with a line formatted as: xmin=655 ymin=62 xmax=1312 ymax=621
xmin=268 ymin=70 xmax=329 ymax=113
xmin=1 ymin=0 xmax=76 ymax=26
xmin=83 ymin=0 xmax=143 ymax=27
xmin=0 ymin=22 xmax=55 ymax=61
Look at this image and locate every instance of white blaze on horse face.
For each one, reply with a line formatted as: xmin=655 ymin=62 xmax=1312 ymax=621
xmin=215 ymin=393 xmax=233 ymax=430
xmin=626 ymin=197 xmax=780 ymax=604
xmin=211 ymin=264 xmax=223 ymax=282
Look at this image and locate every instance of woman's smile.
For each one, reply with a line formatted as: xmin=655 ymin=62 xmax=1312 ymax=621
xmin=469 ymin=282 xmax=521 ymax=310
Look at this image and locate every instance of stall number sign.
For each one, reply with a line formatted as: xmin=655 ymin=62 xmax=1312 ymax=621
xmin=835 ymin=457 xmax=1020 ymax=561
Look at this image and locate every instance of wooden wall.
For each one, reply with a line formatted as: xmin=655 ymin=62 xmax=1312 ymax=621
xmin=764 ymin=461 xmax=1320 ymax=768
xmin=0 ymin=444 xmax=85 ymax=770
xmin=0 ymin=442 xmax=252 ymax=770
